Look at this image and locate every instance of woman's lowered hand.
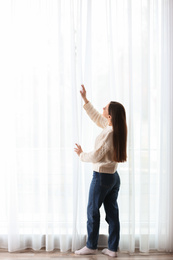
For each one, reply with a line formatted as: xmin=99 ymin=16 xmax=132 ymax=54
xmin=74 ymin=143 xmax=83 ymax=156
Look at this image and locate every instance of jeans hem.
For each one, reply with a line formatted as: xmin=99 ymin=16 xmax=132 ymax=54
xmin=86 ymin=244 xmax=97 ymax=250
xmin=108 ymin=247 xmax=118 ymax=252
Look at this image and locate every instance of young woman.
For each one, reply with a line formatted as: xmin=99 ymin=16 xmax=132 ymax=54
xmin=74 ymin=85 xmax=127 ymax=257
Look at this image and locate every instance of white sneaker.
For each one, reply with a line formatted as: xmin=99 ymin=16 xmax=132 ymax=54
xmin=102 ymin=248 xmax=118 ymax=257
xmin=75 ymin=246 xmax=97 ymax=255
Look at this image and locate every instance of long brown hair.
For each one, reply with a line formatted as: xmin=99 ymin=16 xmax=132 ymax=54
xmin=108 ymin=101 xmax=127 ymax=162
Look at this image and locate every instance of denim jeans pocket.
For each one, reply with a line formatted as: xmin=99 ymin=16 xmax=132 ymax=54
xmin=99 ymin=173 xmax=115 ymax=188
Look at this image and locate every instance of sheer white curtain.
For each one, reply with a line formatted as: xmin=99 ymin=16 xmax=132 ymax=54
xmin=159 ymin=0 xmax=173 ymax=252
xmin=0 ymin=0 xmax=172 ymax=253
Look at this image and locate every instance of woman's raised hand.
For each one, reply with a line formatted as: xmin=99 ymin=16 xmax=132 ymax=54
xmin=80 ymin=85 xmax=89 ymax=104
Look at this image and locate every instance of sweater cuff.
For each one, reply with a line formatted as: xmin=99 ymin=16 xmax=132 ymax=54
xmin=83 ymin=101 xmax=91 ymax=110
xmin=79 ymin=152 xmax=84 ymax=161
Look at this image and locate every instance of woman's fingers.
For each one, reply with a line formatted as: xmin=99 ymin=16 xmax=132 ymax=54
xmin=74 ymin=143 xmax=82 ymax=156
xmin=80 ymin=85 xmax=86 ymax=96
xmin=82 ymin=85 xmax=86 ymax=94
xmin=74 ymin=144 xmax=81 ymax=152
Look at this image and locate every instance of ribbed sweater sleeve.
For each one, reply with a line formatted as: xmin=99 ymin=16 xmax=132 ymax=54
xmin=80 ymin=140 xmax=110 ymax=163
xmin=83 ymin=101 xmax=108 ymax=128
xmin=79 ymin=129 xmax=113 ymax=163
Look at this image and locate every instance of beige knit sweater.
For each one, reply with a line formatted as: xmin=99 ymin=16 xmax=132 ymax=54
xmin=79 ymin=101 xmax=118 ymax=174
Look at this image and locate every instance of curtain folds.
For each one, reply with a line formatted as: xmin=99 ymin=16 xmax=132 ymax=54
xmin=159 ymin=0 xmax=173 ymax=252
xmin=0 ymin=0 xmax=172 ymax=253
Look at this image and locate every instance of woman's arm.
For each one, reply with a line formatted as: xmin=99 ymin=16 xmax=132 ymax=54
xmin=79 ymin=143 xmax=109 ymax=163
xmin=74 ymin=141 xmax=109 ymax=163
xmin=80 ymin=85 xmax=107 ymax=128
xmin=83 ymin=102 xmax=108 ymax=128
xmin=74 ymin=131 xmax=113 ymax=163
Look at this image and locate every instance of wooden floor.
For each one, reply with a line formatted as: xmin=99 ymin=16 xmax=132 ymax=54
xmin=0 ymin=249 xmax=173 ymax=260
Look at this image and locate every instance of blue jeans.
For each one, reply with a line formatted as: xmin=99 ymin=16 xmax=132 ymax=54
xmin=86 ymin=171 xmax=120 ymax=251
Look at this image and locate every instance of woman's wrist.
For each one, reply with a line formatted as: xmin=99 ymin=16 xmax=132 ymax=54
xmin=84 ymin=98 xmax=89 ymax=104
